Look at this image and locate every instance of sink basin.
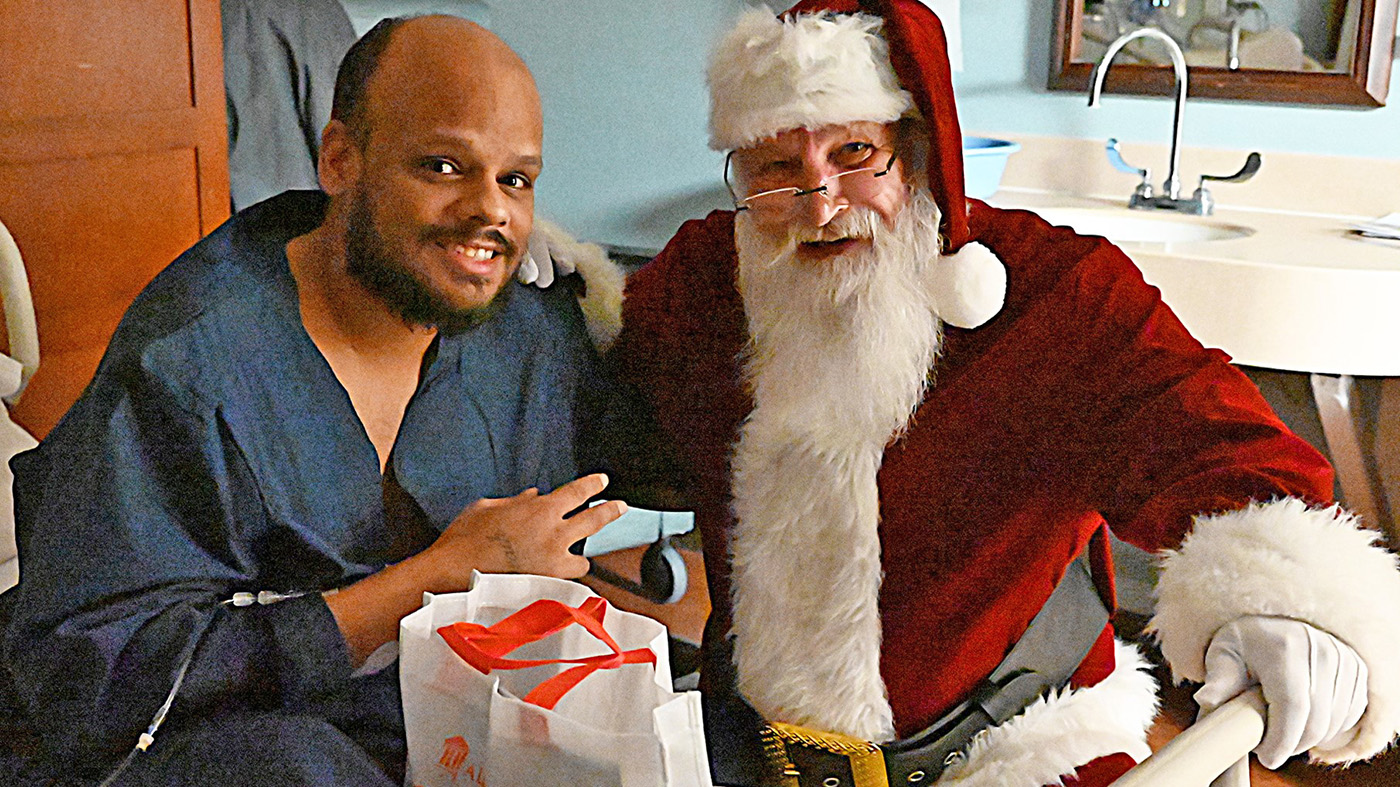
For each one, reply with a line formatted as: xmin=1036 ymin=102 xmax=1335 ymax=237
xmin=1032 ymin=207 xmax=1254 ymax=246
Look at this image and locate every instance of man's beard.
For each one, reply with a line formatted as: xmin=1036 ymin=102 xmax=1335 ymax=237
xmin=726 ymin=190 xmax=946 ymax=741
xmin=345 ymin=191 xmax=517 ymax=335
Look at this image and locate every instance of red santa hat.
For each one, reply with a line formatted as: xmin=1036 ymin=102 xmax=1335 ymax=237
xmin=708 ymin=0 xmax=1005 ymax=329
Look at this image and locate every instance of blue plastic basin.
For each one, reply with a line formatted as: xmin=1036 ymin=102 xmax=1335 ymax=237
xmin=962 ymin=137 xmax=1021 ymax=199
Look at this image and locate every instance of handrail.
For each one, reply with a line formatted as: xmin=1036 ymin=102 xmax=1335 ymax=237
xmin=1110 ymin=687 xmax=1265 ymax=786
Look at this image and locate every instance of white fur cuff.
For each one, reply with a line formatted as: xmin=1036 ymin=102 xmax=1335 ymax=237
xmin=1150 ymin=498 xmax=1400 ymax=763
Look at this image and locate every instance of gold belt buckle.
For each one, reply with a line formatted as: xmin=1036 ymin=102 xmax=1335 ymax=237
xmin=760 ymin=721 xmax=889 ymax=787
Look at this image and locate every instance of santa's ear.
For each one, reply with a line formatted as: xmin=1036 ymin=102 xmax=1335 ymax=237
xmin=931 ymin=241 xmax=1005 ymax=329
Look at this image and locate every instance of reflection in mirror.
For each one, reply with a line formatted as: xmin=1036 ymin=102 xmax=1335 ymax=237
xmin=1051 ymin=0 xmax=1398 ymax=105
xmin=1076 ymin=0 xmax=1361 ymax=73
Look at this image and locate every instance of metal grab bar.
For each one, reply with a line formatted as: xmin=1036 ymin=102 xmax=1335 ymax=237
xmin=1111 ymin=687 xmax=1265 ymax=786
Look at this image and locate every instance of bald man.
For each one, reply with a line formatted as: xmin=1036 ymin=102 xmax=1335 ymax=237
xmin=1 ymin=16 xmax=625 ymax=786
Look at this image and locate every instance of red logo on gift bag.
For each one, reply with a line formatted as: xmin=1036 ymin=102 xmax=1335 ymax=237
xmin=439 ymin=736 xmax=470 ymax=772
xmin=434 ymin=735 xmax=486 ymax=786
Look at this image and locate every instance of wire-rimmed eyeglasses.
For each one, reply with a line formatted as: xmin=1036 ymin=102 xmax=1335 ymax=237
xmin=723 ymin=149 xmax=898 ymax=214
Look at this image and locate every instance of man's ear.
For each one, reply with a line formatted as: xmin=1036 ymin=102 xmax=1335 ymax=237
xmin=318 ymin=119 xmax=362 ymax=196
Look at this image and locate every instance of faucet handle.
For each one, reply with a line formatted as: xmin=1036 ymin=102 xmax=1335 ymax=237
xmin=1105 ymin=138 xmax=1153 ymax=199
xmin=1199 ymin=152 xmax=1262 ymax=185
xmin=1105 ymin=138 xmax=1147 ymax=178
xmin=1191 ymin=153 xmax=1262 ymax=216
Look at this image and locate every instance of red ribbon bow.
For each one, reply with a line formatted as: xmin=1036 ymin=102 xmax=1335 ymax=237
xmin=437 ymin=596 xmax=657 ymax=709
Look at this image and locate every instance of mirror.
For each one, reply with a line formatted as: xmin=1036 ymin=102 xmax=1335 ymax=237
xmin=1050 ymin=0 xmax=1399 ymax=105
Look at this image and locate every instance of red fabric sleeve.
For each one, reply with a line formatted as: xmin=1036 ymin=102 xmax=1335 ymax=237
xmin=966 ymin=201 xmax=1335 ymax=552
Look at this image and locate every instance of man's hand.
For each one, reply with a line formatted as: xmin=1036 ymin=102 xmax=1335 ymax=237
xmin=426 ymin=472 xmax=626 ymax=581
xmin=326 ymin=473 xmax=626 ymax=665
xmin=1195 ymin=615 xmax=1368 ymax=768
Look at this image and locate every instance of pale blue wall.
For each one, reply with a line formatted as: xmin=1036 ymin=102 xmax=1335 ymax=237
xmin=489 ymin=1 xmax=745 ymax=252
xmin=344 ymin=1 xmax=1400 ymax=249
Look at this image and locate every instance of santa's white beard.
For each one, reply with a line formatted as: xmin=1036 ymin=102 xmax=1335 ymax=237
xmin=729 ymin=191 xmax=945 ymax=741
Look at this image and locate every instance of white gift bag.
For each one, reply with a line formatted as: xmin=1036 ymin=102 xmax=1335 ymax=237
xmin=399 ymin=572 xmax=711 ymax=787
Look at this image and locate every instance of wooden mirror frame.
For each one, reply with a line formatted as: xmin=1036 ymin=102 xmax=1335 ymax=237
xmin=1049 ymin=0 xmax=1399 ymax=106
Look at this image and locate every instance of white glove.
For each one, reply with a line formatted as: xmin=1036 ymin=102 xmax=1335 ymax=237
xmin=517 ymin=221 xmax=579 ymax=289
xmin=1194 ymin=615 xmax=1368 ymax=769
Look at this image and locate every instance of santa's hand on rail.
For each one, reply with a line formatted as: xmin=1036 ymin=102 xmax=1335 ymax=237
xmin=1194 ymin=615 xmax=1368 ymax=769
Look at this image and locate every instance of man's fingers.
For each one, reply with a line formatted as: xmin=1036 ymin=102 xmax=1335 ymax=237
xmin=1335 ymin=659 xmax=1369 ymax=744
xmin=1314 ymin=663 xmax=1354 ymax=750
xmin=1296 ymin=628 xmax=1345 ymax=754
xmin=1257 ymin=690 xmax=1308 ymax=768
xmin=1318 ymin=635 xmax=1368 ymax=751
xmin=566 ymin=499 xmax=628 ymax=541
xmin=529 ymin=229 xmax=555 ymax=289
xmin=547 ymin=473 xmax=610 ymax=513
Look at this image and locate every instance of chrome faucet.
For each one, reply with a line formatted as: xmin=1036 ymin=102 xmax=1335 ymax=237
xmin=1089 ymin=27 xmax=1261 ymax=216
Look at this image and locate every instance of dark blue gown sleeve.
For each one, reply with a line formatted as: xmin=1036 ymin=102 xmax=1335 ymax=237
xmin=3 ymin=362 xmax=353 ymax=770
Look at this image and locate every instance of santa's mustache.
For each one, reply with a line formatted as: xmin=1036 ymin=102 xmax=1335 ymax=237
xmin=420 ymin=225 xmax=518 ymax=260
xmin=788 ymin=206 xmax=884 ymax=245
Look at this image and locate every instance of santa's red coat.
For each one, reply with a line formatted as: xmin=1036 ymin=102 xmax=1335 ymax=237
xmin=613 ymin=201 xmax=1336 ymax=781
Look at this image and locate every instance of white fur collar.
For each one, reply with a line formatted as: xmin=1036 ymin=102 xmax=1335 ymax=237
xmin=727 ymin=200 xmax=944 ymax=740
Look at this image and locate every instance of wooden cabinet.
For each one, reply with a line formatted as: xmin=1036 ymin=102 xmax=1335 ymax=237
xmin=0 ymin=0 xmax=230 ymax=436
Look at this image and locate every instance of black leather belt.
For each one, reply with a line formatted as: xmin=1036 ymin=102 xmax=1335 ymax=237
xmin=760 ymin=546 xmax=1111 ymax=787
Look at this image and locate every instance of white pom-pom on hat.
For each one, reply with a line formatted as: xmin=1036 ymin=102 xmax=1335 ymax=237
xmin=931 ymin=241 xmax=1005 ymax=329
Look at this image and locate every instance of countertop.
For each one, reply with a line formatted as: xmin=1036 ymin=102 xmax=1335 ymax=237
xmin=990 ymin=190 xmax=1400 ymax=377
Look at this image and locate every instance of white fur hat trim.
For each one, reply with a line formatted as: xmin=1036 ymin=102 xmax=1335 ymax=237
xmin=932 ymin=241 xmax=1006 ymax=329
xmin=708 ymin=8 xmax=912 ymax=151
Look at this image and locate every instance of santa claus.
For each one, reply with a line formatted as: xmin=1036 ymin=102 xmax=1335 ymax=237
xmin=611 ymin=1 xmax=1400 ymax=785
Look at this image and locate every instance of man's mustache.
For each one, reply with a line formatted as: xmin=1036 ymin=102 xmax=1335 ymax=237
xmin=420 ymin=225 xmax=518 ymax=260
xmin=789 ymin=207 xmax=882 ymax=244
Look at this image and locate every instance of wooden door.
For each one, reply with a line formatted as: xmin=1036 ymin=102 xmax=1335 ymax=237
xmin=0 ymin=0 xmax=230 ymax=436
